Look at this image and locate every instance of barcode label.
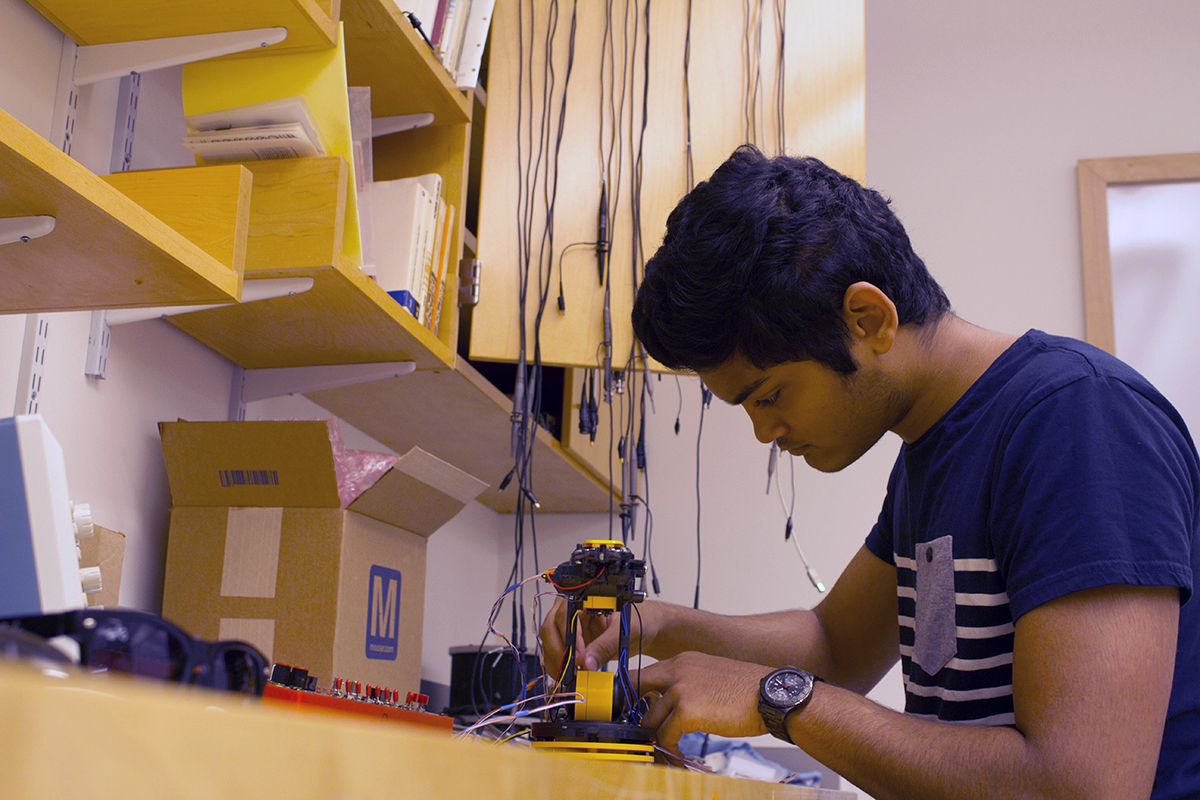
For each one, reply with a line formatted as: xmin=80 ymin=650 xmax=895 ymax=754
xmin=218 ymin=469 xmax=280 ymax=487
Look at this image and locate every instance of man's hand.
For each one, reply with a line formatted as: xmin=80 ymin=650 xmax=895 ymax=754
xmin=635 ymin=652 xmax=772 ymax=755
xmin=539 ymin=598 xmax=670 ymax=676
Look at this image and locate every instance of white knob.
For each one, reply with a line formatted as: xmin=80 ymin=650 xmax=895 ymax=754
xmin=73 ymin=502 xmax=94 ymax=540
xmin=80 ymin=566 xmax=103 ymax=595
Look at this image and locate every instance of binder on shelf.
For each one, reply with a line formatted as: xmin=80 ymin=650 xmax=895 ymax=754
xmin=431 ymin=0 xmax=456 ymax=58
xmin=182 ymin=23 xmax=364 ymax=269
xmin=454 ymin=0 xmax=494 ymax=89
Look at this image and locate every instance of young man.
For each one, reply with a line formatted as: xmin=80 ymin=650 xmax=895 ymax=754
xmin=540 ymin=146 xmax=1200 ymax=799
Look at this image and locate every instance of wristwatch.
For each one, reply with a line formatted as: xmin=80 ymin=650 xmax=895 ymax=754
xmin=758 ymin=666 xmax=820 ymax=744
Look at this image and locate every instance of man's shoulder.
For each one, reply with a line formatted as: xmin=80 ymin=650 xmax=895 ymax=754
xmin=986 ymin=329 xmax=1153 ymax=400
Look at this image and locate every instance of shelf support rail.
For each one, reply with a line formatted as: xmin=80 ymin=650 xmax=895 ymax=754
xmin=84 ymin=277 xmax=318 ymax=379
xmin=228 ymin=362 xmax=418 ymax=422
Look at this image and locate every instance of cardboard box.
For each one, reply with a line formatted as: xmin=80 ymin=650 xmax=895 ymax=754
xmin=79 ymin=524 xmax=126 ymax=608
xmin=159 ymin=420 xmax=485 ymax=696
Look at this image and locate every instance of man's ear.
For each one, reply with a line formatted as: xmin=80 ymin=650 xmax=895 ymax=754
xmin=842 ymin=282 xmax=898 ymax=354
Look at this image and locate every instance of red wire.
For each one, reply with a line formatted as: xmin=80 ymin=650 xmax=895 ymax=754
xmin=545 ymin=565 xmax=606 ymax=592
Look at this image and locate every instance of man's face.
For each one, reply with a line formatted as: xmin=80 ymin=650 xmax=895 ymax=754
xmin=697 ymin=348 xmax=908 ymax=473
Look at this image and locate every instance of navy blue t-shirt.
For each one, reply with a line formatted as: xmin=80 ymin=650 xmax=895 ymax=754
xmin=864 ymin=330 xmax=1200 ymax=798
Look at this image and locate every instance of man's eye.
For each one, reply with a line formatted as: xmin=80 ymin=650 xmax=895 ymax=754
xmin=755 ymin=391 xmax=780 ymax=408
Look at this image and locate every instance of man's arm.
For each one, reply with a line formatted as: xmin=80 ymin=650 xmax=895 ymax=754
xmin=541 ymin=545 xmax=899 ymax=693
xmin=639 ymin=582 xmax=1178 ymax=800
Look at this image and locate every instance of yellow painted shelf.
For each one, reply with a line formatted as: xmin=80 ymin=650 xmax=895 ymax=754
xmin=307 ymin=357 xmax=617 ymax=513
xmin=25 ymin=0 xmax=338 ymax=55
xmin=28 ymin=0 xmax=469 ymax=124
xmin=0 ymin=108 xmax=241 ymax=314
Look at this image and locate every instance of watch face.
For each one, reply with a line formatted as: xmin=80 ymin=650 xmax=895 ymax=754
xmin=764 ymin=669 xmax=813 ymax=705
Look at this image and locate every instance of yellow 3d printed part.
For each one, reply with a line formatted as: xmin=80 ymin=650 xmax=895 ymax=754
xmin=574 ymin=670 xmax=615 ymax=721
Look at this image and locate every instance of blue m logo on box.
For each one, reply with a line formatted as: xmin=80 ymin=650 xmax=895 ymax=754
xmin=365 ymin=565 xmax=401 ymax=661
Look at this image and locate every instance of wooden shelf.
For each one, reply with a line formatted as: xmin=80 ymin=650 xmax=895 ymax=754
xmin=341 ymin=0 xmax=471 ymax=125
xmin=158 ymin=156 xmax=452 ymax=369
xmin=25 ymin=0 xmax=338 ymax=55
xmin=13 ymin=4 xmax=602 ymax=510
xmin=0 ymin=108 xmax=241 ymax=314
xmin=306 ymin=358 xmax=617 ymax=513
xmin=169 ymin=253 xmax=454 ymax=370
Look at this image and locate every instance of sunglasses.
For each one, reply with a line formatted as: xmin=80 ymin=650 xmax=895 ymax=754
xmin=0 ymin=608 xmax=268 ymax=696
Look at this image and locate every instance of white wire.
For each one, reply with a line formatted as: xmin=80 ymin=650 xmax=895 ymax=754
xmin=455 ymin=697 xmax=583 ymax=738
xmin=772 ymin=453 xmax=825 ymax=593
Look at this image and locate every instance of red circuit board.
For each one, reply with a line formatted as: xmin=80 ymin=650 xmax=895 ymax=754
xmin=262 ymin=683 xmax=454 ymax=734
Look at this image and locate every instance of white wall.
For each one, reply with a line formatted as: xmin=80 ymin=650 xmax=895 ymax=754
xmin=864 ymin=0 xmax=1200 ymax=338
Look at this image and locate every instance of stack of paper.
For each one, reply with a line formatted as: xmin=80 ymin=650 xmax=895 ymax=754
xmin=183 ymin=97 xmax=326 ymax=163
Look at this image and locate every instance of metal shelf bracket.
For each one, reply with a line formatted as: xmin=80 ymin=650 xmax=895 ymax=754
xmin=85 ymin=278 xmax=317 ymax=379
xmin=0 ymin=216 xmax=57 ymax=246
xmin=72 ymin=27 xmax=289 ymax=86
xmin=229 ymin=362 xmax=418 ymax=422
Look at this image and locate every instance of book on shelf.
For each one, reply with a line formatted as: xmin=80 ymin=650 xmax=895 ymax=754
xmin=183 ymin=97 xmax=326 ymax=163
xmin=426 ymin=201 xmax=456 ymax=336
xmin=406 ymin=173 xmax=443 ymax=328
xmin=422 ymin=196 xmax=447 ymax=329
xmin=372 ymin=177 xmax=433 ymax=321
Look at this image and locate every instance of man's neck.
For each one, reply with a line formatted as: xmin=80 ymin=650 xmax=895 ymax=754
xmin=890 ymin=315 xmax=1019 ymax=443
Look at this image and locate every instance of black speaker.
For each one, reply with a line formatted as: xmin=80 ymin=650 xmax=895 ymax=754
xmin=447 ymin=645 xmax=542 ymax=717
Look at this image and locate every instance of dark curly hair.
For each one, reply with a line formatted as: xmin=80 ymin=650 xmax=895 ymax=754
xmin=632 ymin=146 xmax=950 ymax=374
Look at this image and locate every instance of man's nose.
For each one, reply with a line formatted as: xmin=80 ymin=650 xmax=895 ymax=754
xmin=749 ymin=409 xmax=787 ymax=445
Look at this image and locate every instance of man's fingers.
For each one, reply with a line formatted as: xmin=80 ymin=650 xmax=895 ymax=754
xmin=538 ymin=598 xmax=569 ymax=671
xmin=639 ymin=687 xmax=669 ymax=731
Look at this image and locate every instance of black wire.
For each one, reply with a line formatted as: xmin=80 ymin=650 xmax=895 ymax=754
xmin=683 ymin=0 xmax=694 ymax=189
xmin=739 ymin=0 xmax=748 ymax=143
xmin=694 ymin=384 xmax=708 ymax=609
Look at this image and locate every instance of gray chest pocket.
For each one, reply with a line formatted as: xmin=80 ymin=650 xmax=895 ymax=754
xmin=913 ymin=535 xmax=958 ymax=675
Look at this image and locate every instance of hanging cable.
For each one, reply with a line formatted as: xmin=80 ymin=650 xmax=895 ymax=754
xmin=773 ymin=0 xmax=787 ymax=154
xmin=773 ymin=451 xmax=825 ymax=593
xmin=683 ymin=0 xmax=695 ymax=190
xmin=694 ymin=382 xmax=712 ymax=609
